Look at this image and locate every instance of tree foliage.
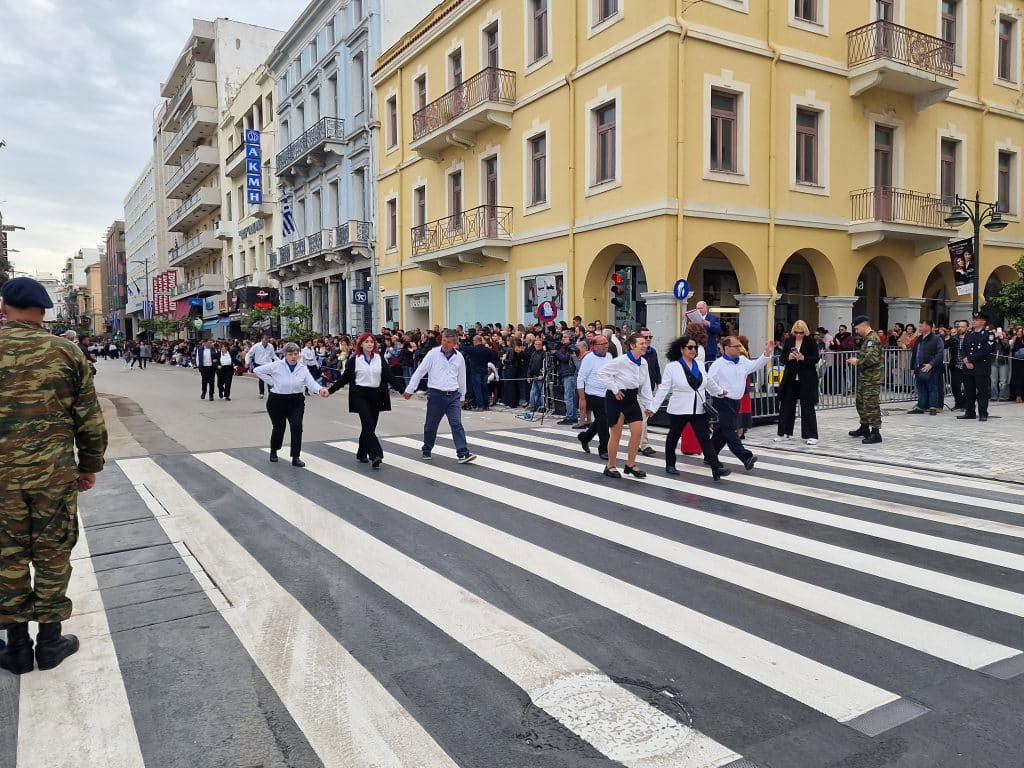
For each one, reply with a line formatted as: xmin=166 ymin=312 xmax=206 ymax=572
xmin=239 ymin=302 xmax=315 ymax=341
xmin=987 ymin=256 xmax=1024 ymax=325
xmin=137 ymin=317 xmax=183 ymax=339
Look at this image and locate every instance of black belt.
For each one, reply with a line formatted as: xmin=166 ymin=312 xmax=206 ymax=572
xmin=430 ymin=388 xmax=460 ymax=395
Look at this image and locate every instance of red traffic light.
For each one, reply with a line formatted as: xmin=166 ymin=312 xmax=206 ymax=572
xmin=611 ymin=272 xmax=624 ymax=285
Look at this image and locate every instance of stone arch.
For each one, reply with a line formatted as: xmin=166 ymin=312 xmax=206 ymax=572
xmin=773 ymin=249 xmax=838 ymax=331
xmin=580 ymin=242 xmax=653 ymax=327
xmin=683 ymin=243 xmax=759 ymax=338
xmin=982 ymin=263 xmax=1019 ymax=327
xmin=922 ymin=261 xmax=955 ymax=326
xmin=852 ymin=255 xmax=909 ymax=332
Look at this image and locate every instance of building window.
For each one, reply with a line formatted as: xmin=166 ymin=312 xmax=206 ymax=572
xmin=353 ymin=0 xmax=363 ymax=22
xmin=795 ymin=108 xmax=818 ymax=184
xmin=386 ymin=198 xmax=397 ymax=250
xmin=997 ymin=150 xmax=1015 ymax=214
xmin=529 ymin=132 xmax=547 ymax=205
xmin=529 ymin=0 xmax=549 ymax=64
xmin=998 ymin=16 xmax=1017 ymax=83
xmin=326 ymin=20 xmax=335 ymax=48
xmin=449 ymin=48 xmax=463 ymax=88
xmin=449 ymin=171 xmax=463 ymax=220
xmin=309 ymin=38 xmax=318 ymax=65
xmin=794 ymin=0 xmax=816 ymax=23
xmin=710 ymin=90 xmax=738 ymax=173
xmin=596 ymin=0 xmax=618 ymax=23
xmin=414 ymin=75 xmax=427 ymax=111
xmin=940 ymin=138 xmax=959 ymax=204
xmin=386 ymin=96 xmax=398 ymax=149
xmin=594 ymin=103 xmax=616 ymax=184
xmin=940 ymin=0 xmax=962 ymax=66
xmin=353 ymin=54 xmax=365 ymax=113
xmin=484 ymin=22 xmax=500 ymax=68
xmin=413 ymin=186 xmax=427 ymax=243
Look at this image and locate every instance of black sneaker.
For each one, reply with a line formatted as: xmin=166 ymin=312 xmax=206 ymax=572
xmin=641 ymin=447 xmax=657 ymax=457
xmin=572 ymin=423 xmax=589 ymax=430
xmin=906 ymin=407 xmax=925 ymax=414
xmin=422 ymin=450 xmax=432 ymax=461
xmin=457 ymin=453 xmax=477 ymax=464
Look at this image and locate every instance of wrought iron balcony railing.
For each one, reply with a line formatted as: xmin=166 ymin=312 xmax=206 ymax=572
xmin=336 ymin=220 xmax=371 ymax=247
xmin=270 ymin=245 xmax=291 ymax=269
xmin=411 ymin=205 xmax=513 ymax=257
xmin=850 ymin=187 xmax=951 ymax=228
xmin=412 ymin=67 xmax=516 ymax=141
xmin=847 ymin=20 xmax=954 ymax=78
xmin=293 ymin=238 xmax=307 ymax=258
xmin=228 ymin=275 xmax=252 ymax=290
xmin=275 ymin=117 xmax=345 ymax=175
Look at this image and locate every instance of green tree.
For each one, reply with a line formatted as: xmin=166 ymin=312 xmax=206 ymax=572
xmin=988 ymin=256 xmax=1024 ymax=325
xmin=239 ymin=302 xmax=314 ymax=341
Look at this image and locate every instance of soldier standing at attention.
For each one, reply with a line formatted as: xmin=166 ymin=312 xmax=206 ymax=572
xmin=958 ymin=310 xmax=998 ymax=422
xmin=846 ymin=314 xmax=883 ymax=444
xmin=0 ymin=277 xmax=108 ymax=675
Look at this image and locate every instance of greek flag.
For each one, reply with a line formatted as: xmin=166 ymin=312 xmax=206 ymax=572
xmin=282 ymin=196 xmax=296 ymax=237
xmin=142 ymin=300 xmax=154 ymax=320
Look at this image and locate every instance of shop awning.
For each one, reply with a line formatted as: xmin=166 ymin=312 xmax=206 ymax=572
xmin=200 ymin=318 xmax=231 ymax=334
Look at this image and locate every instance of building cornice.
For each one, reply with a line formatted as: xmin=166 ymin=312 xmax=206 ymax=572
xmin=374 ymin=0 xmax=483 ymax=81
xmin=267 ymin=0 xmax=340 ymax=74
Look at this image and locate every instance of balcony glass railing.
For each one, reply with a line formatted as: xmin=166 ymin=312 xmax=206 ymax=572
xmin=412 ymin=68 xmax=516 ymax=141
xmin=276 ymin=117 xmax=345 ymax=175
xmin=847 ymin=21 xmax=954 ymax=77
xmin=411 ymin=205 xmax=513 ymax=257
xmin=168 ymin=232 xmax=213 ymax=264
xmin=165 ymin=147 xmax=207 ymax=192
xmin=167 ymin=189 xmax=202 ymax=226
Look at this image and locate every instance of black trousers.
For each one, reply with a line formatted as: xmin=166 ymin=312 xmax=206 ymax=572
xmin=711 ymin=397 xmax=753 ymax=462
xmin=138 ymin=356 xmax=148 ymax=369
xmin=777 ymin=389 xmax=818 ymax=439
xmin=579 ymin=394 xmax=609 ymax=453
xmin=199 ymin=367 xmax=216 ymax=398
xmin=267 ymin=393 xmax=305 ymax=457
xmin=352 ymin=386 xmax=383 ymax=460
xmin=950 ymin=366 xmax=965 ymax=408
xmin=217 ymin=367 xmax=234 ymax=398
xmin=666 ymin=413 xmax=720 ymax=469
xmin=962 ymin=369 xmax=991 ymax=417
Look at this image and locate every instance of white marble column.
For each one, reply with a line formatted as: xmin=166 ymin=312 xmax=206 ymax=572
xmin=327 ymin=279 xmax=341 ymax=335
xmin=735 ymin=294 xmax=773 ymax=352
xmin=947 ymin=300 xmax=973 ymax=325
xmin=883 ymin=297 xmax=925 ymax=328
xmin=311 ymin=281 xmax=324 ymax=334
xmin=815 ymin=295 xmax=859 ymax=335
xmin=640 ymin=291 xmax=678 ymax=360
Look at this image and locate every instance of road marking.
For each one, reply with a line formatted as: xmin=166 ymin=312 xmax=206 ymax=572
xmin=330 ymin=441 xmax=1019 ymax=671
xmin=117 ymin=457 xmax=459 ymax=768
xmin=199 ymin=451 xmax=742 ymax=768
xmin=482 ymin=432 xmax=1024 ymax=573
xmin=17 ymin=519 xmax=146 ymax=768
xmin=391 ymin=436 xmax=1024 ymax=617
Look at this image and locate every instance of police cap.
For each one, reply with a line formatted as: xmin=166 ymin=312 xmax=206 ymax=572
xmin=852 ymin=314 xmax=871 ymax=327
xmin=972 ymin=310 xmax=989 ymax=321
xmin=1 ymin=276 xmax=54 ymax=309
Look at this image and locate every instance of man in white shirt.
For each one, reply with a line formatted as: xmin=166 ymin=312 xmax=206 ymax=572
xmin=245 ymin=333 xmax=277 ymax=399
xmin=403 ymin=329 xmax=476 ymax=463
xmin=195 ymin=339 xmax=217 ymax=401
xmin=707 ymin=336 xmax=774 ymax=470
xmin=575 ymin=335 xmax=613 ymax=459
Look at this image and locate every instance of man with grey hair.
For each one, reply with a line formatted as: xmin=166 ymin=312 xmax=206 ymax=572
xmin=404 ymin=329 xmax=476 ymax=463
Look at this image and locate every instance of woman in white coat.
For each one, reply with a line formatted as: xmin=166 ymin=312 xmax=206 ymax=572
xmin=650 ymin=335 xmax=732 ymax=481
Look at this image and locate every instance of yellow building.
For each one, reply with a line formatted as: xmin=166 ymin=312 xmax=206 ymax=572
xmin=373 ymin=0 xmax=1024 ymax=345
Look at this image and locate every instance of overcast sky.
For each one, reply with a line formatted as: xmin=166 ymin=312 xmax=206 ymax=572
xmin=0 ymin=0 xmax=301 ymax=276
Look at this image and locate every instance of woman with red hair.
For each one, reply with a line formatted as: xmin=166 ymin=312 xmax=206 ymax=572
xmin=327 ymin=332 xmax=397 ymax=468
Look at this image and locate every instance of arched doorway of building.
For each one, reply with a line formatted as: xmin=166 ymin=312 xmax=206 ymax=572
xmin=686 ymin=243 xmax=757 ymax=338
xmin=581 ymin=244 xmax=649 ymax=329
xmin=774 ymin=251 xmax=826 ymax=338
xmin=853 ymin=256 xmax=907 ymax=334
xmin=922 ymin=262 xmax=954 ymax=327
xmin=983 ymin=264 xmax=1019 ymax=327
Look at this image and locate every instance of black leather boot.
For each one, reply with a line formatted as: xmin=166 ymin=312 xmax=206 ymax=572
xmin=0 ymin=623 xmax=34 ymax=675
xmin=862 ymin=428 xmax=882 ymax=444
xmin=35 ymin=622 xmax=79 ymax=671
xmin=848 ymin=423 xmax=870 ymax=437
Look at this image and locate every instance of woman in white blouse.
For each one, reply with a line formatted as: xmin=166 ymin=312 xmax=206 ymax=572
xmin=254 ymin=342 xmax=329 ymax=467
xmin=650 ymin=335 xmax=732 ymax=481
xmin=327 ymin=332 xmax=397 ymax=468
xmin=597 ymin=333 xmax=655 ymax=479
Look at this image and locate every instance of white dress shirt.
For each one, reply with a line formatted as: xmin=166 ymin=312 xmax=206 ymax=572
xmin=299 ymin=347 xmax=317 ymax=365
xmin=354 ymin=353 xmax=382 ymax=387
xmin=196 ymin=347 xmax=214 ymax=367
xmin=576 ymin=351 xmax=611 ymax=397
xmin=246 ymin=342 xmax=277 ymax=366
xmin=219 ymin=352 xmax=233 ymax=366
xmin=597 ymin=352 xmax=655 ymax=411
xmin=254 ymin=359 xmax=321 ymax=395
xmin=706 ymin=353 xmax=769 ymax=401
xmin=405 ymin=346 xmax=467 ymax=397
xmin=650 ymin=359 xmax=723 ymax=415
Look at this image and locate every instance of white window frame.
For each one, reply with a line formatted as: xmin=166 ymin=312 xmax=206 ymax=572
xmin=704 ymin=0 xmax=749 ymax=13
xmin=936 ymin=0 xmax=968 ymax=72
xmin=993 ymin=7 xmax=1021 ymax=88
xmin=524 ymin=0 xmax=552 ymax=75
xmin=994 ymin=139 xmax=1021 ymax=219
xmin=523 ymin=120 xmax=552 ymax=214
xmin=789 ymin=0 xmax=829 ymax=36
xmin=703 ymin=71 xmax=751 ymax=186
xmin=584 ymin=87 xmax=622 ymax=196
xmin=935 ymin=126 xmax=967 ymax=205
xmin=411 ymin=179 xmax=429 ymax=246
xmin=873 ymin=0 xmax=905 ymax=25
xmin=516 ymin=264 xmax=568 ymax=324
xmin=385 ymin=195 xmax=398 ymax=253
xmin=352 ymin=53 xmax=366 ymax=114
xmin=588 ymin=0 xmax=624 ymax=38
xmin=445 ymin=39 xmax=465 ymax=91
xmin=478 ymin=144 xmax=503 ymax=211
xmin=866 ymin=112 xmax=905 ymax=190
xmin=412 ymin=67 xmax=428 ymax=112
xmin=445 ymin=159 xmax=466 ymax=219
xmin=789 ymin=92 xmax=830 ymax=195
xmin=480 ymin=11 xmax=502 ymax=70
xmin=384 ymin=89 xmax=399 ymax=154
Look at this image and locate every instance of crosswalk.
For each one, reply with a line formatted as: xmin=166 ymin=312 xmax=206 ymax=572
xmin=4 ymin=426 xmax=1022 ymax=768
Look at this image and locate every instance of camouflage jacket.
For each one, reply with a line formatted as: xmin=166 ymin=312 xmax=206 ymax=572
xmin=0 ymin=320 xmax=108 ymax=490
xmin=857 ymin=330 xmax=883 ymax=384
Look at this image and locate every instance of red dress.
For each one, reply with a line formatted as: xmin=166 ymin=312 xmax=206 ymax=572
xmin=681 ymin=422 xmax=702 ymax=454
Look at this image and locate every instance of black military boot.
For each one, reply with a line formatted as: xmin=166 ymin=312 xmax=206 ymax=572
xmin=35 ymin=622 xmax=79 ymax=671
xmin=0 ymin=623 xmax=34 ymax=675
xmin=862 ymin=428 xmax=882 ymax=444
xmin=848 ymin=423 xmax=870 ymax=437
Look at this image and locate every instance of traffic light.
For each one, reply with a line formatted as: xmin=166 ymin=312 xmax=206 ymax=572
xmin=610 ymin=271 xmax=624 ymax=308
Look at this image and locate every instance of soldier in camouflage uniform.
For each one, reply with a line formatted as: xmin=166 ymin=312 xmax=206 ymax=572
xmin=846 ymin=314 xmax=883 ymax=444
xmin=0 ymin=277 xmax=108 ymax=675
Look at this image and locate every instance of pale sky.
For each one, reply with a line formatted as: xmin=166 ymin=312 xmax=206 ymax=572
xmin=0 ymin=0 xmax=304 ymax=276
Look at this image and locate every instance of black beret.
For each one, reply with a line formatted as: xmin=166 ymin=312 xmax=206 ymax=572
xmin=1 ymin=277 xmax=54 ymax=309
xmin=852 ymin=315 xmax=871 ymax=326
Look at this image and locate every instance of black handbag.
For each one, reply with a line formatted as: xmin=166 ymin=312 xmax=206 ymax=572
xmin=699 ymin=392 xmax=719 ymax=423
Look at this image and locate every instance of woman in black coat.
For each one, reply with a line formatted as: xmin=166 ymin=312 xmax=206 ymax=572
xmin=775 ymin=320 xmax=820 ymax=444
xmin=327 ymin=332 xmax=396 ymax=468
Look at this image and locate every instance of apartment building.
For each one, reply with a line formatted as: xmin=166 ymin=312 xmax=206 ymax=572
xmin=372 ymin=0 xmax=1024 ymax=347
xmin=266 ymin=0 xmax=434 ymax=335
xmin=103 ymin=221 xmax=127 ymax=336
xmin=160 ymin=18 xmax=282 ymax=333
xmin=124 ymin=161 xmax=159 ymax=330
xmin=85 ymin=259 xmax=105 ymax=334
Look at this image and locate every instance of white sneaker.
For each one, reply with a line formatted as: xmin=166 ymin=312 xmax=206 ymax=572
xmin=806 ymin=438 xmax=819 ymax=445
xmin=773 ymin=435 xmax=791 ymax=442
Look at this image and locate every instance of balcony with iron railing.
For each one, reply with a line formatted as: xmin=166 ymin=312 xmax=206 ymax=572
xmin=847 ymin=21 xmax=958 ymax=110
xmin=225 ymin=142 xmax=248 ymax=178
xmin=168 ymin=231 xmax=220 ymax=267
xmin=410 ymin=205 xmax=513 ymax=272
xmin=228 ymin=274 xmax=252 ymax=290
xmin=411 ymin=67 xmax=516 ymax=160
xmin=270 ymin=244 xmax=291 ymax=269
xmin=164 ymin=104 xmax=219 ymax=164
xmin=166 ymin=186 xmax=221 ymax=233
xmin=848 ymin=187 xmax=956 ymax=253
xmin=335 ymin=220 xmax=372 ymax=249
xmin=275 ymin=117 xmax=345 ymax=178
xmin=165 ymin=144 xmax=219 ymax=199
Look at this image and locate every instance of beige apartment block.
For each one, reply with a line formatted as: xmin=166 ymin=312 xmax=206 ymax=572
xmin=85 ymin=259 xmax=105 ymax=334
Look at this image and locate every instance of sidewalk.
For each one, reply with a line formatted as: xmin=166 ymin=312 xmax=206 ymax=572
xmin=738 ymin=400 xmax=1024 ymax=485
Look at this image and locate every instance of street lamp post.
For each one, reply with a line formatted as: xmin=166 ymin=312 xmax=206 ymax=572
xmin=943 ymin=192 xmax=1009 ymax=314
xmin=129 ymin=256 xmax=152 ymax=328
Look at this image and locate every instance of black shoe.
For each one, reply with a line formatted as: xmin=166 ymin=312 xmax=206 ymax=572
xmin=862 ymin=429 xmax=882 ymax=444
xmin=371 ymin=456 xmax=383 ymax=469
xmin=742 ymin=455 xmax=757 ymax=471
xmin=906 ymin=407 xmax=925 ymax=414
xmin=557 ymin=418 xmax=575 ymax=425
xmin=577 ymin=433 xmax=591 ymax=454
xmin=357 ymin=456 xmax=369 ymax=464
xmin=34 ymin=623 xmax=78 ymax=671
xmin=603 ymin=467 xmax=621 ymax=479
xmin=572 ymin=423 xmax=589 ymax=430
xmin=598 ymin=451 xmax=609 ymax=460
xmin=0 ymin=623 xmax=33 ymax=675
xmin=956 ymin=414 xmax=976 ymax=420
xmin=623 ymin=465 xmax=647 ymax=478
xmin=979 ymin=415 xmax=988 ymax=422
xmin=292 ymin=458 xmax=305 ymax=468
xmin=848 ymin=424 xmax=870 ymax=437
xmin=641 ymin=447 xmax=657 ymax=457
xmin=422 ymin=450 xmax=432 ymax=460
xmin=457 ymin=453 xmax=477 ymax=464
xmin=269 ymin=451 xmax=278 ymax=463
xmin=225 ymin=396 xmax=231 ymax=401
xmin=950 ymin=406 xmax=963 ymax=411
xmin=200 ymin=394 xmax=206 ymax=400
xmin=665 ymin=466 xmax=679 ymax=475
xmin=712 ymin=465 xmax=732 ymax=481
xmin=928 ymin=408 xmax=936 ymax=415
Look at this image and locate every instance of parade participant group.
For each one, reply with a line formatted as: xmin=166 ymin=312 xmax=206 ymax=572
xmin=2 ymin=274 xmax=1022 ymax=676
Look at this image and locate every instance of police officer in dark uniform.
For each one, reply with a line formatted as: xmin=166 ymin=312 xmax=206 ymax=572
xmin=957 ymin=310 xmax=997 ymax=422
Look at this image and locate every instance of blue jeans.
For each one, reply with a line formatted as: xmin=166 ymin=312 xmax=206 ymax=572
xmin=529 ymin=379 xmax=544 ymax=410
xmin=471 ymin=370 xmax=489 ymax=409
xmin=422 ymin=389 xmax=469 ymax=456
xmin=562 ymin=375 xmax=578 ymax=419
xmin=915 ymin=370 xmax=940 ymax=409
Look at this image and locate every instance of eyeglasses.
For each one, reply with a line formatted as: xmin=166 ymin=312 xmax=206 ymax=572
xmin=684 ymin=344 xmax=698 ymax=350
xmin=642 ymin=335 xmax=653 ymax=340
xmin=793 ymin=331 xmax=805 ymax=335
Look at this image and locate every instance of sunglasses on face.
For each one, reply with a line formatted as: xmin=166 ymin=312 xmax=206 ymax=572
xmin=684 ymin=344 xmax=698 ymax=350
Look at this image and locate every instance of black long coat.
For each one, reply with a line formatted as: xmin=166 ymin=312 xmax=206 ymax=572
xmin=328 ymin=352 xmax=395 ymax=412
xmin=777 ymin=336 xmax=820 ymax=404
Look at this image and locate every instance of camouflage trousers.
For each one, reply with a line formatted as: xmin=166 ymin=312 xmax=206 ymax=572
xmin=855 ymin=380 xmax=882 ymax=429
xmin=0 ymin=482 xmax=79 ymax=624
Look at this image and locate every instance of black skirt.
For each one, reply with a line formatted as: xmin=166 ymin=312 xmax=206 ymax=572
xmin=605 ymin=388 xmax=643 ymax=424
